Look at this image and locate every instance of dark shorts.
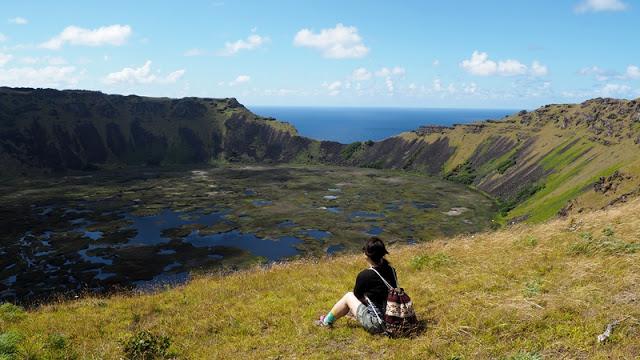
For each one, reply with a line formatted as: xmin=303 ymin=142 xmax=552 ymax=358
xmin=356 ymin=303 xmax=384 ymax=334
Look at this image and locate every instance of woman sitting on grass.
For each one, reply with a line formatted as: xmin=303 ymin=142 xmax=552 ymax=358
xmin=315 ymin=237 xmax=397 ymax=334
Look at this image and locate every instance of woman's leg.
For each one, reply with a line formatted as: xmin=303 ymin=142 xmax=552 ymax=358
xmin=330 ymin=292 xmax=362 ymax=319
xmin=319 ymin=292 xmax=362 ymax=326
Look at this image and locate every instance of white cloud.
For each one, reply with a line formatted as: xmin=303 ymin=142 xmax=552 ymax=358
xmin=0 ymin=66 xmax=79 ymax=87
xmin=460 ymin=51 xmax=547 ymax=77
xmin=463 ymin=82 xmax=478 ymax=94
xmin=578 ymin=65 xmax=613 ymax=81
xmin=103 ymin=60 xmax=185 ymax=85
xmin=166 ymin=69 xmax=186 ymax=83
xmin=385 ymin=77 xmax=394 ymax=93
xmin=0 ymin=53 xmax=13 ymax=67
xmin=375 ymin=66 xmax=405 ymax=77
xmin=600 ymin=83 xmax=632 ymax=97
xmin=461 ymin=51 xmax=497 ymax=76
xmin=433 ymin=79 xmax=443 ymax=92
xmin=497 ymin=59 xmax=527 ymax=76
xmin=575 ymin=0 xmax=627 ymax=13
xmin=322 ymin=80 xmax=343 ymax=96
xmin=8 ymin=17 xmax=28 ymax=25
xmin=184 ymin=48 xmax=206 ymax=57
xmin=41 ymin=24 xmax=132 ymax=50
xmin=432 ymin=59 xmax=440 ymax=66
xmin=531 ymin=61 xmax=549 ymax=76
xmin=0 ymin=33 xmax=6 ymax=42
xmin=429 ymin=79 xmax=465 ymax=95
xmin=293 ymin=23 xmax=369 ymax=59
xmin=218 ymin=34 xmax=268 ymax=56
xmin=625 ymin=65 xmax=640 ymax=79
xmin=351 ymin=67 xmax=371 ymax=81
xmin=326 ymin=81 xmax=342 ymax=91
xmin=229 ymin=75 xmax=251 ymax=86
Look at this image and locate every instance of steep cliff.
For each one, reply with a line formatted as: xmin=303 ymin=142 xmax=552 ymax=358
xmin=348 ymin=98 xmax=640 ymax=223
xmin=0 ymin=87 xmax=340 ymax=174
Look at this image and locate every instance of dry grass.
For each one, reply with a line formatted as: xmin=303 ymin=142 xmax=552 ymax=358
xmin=2 ymin=199 xmax=640 ymax=359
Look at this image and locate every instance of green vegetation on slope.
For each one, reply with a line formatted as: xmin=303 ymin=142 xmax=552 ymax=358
xmin=2 ymin=198 xmax=640 ymax=359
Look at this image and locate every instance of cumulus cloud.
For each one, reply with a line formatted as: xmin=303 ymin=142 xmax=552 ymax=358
xmin=463 ymin=82 xmax=478 ymax=94
xmin=8 ymin=17 xmax=28 ymax=25
xmin=600 ymin=83 xmax=632 ymax=97
xmin=497 ymin=59 xmax=527 ymax=76
xmin=461 ymin=51 xmax=497 ymax=76
xmin=531 ymin=61 xmax=549 ymax=76
xmin=103 ymin=60 xmax=185 ymax=85
xmin=384 ymin=78 xmax=394 ymax=93
xmin=575 ymin=0 xmax=628 ymax=13
xmin=218 ymin=34 xmax=269 ymax=56
xmin=460 ymin=51 xmax=547 ymax=77
xmin=322 ymin=80 xmax=343 ymax=96
xmin=626 ymin=65 xmax=640 ymax=79
xmin=351 ymin=67 xmax=371 ymax=81
xmin=0 ymin=66 xmax=79 ymax=87
xmin=431 ymin=79 xmax=458 ymax=94
xmin=0 ymin=53 xmax=12 ymax=66
xmin=293 ymin=23 xmax=369 ymax=59
xmin=229 ymin=75 xmax=251 ymax=86
xmin=41 ymin=24 xmax=132 ymax=50
xmin=375 ymin=66 xmax=405 ymax=77
xmin=578 ymin=65 xmax=613 ymax=81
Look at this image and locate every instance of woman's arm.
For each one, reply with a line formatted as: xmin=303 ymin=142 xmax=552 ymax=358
xmin=353 ymin=271 xmax=367 ymax=302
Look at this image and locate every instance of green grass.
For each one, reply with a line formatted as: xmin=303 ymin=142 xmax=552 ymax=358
xmin=539 ymin=138 xmax=593 ymax=172
xmin=410 ymin=253 xmax=455 ymax=270
xmin=522 ymin=163 xmax=620 ymax=223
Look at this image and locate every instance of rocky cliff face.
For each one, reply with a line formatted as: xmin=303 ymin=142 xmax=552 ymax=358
xmin=0 ymin=87 xmax=342 ymax=175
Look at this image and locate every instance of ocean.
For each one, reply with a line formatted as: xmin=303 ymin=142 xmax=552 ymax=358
xmin=248 ymin=106 xmax=518 ymax=144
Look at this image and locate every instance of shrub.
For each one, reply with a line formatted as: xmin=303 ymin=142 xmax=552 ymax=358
xmin=569 ymin=227 xmax=640 ymax=256
xmin=0 ymin=331 xmax=23 ymax=359
xmin=445 ymin=161 xmax=476 ymax=185
xmin=523 ymin=279 xmax=543 ymax=297
xmin=497 ymin=183 xmax=545 ymax=216
xmin=410 ymin=253 xmax=454 ymax=270
xmin=44 ymin=333 xmax=78 ymax=360
xmin=514 ymin=235 xmax=538 ymax=248
xmin=0 ymin=303 xmax=25 ymax=323
xmin=496 ymin=156 xmax=517 ymax=174
xmin=510 ymin=352 xmax=542 ymax=360
xmin=340 ymin=142 xmax=363 ymax=160
xmin=121 ymin=330 xmax=171 ymax=360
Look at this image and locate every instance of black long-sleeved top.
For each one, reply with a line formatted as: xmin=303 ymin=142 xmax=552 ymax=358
xmin=353 ymin=262 xmax=397 ymax=312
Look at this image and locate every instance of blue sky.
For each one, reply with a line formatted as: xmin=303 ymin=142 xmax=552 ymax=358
xmin=1 ymin=0 xmax=639 ymax=108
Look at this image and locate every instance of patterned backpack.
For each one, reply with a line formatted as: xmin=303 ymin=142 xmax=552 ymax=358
xmin=368 ymin=267 xmax=418 ymax=337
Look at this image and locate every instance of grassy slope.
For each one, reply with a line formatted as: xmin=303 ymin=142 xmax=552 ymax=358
xmin=398 ymin=99 xmax=640 ymax=224
xmin=3 ymin=199 xmax=640 ymax=359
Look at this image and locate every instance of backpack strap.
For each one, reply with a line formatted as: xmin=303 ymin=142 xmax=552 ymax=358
xmin=364 ymin=295 xmax=384 ymax=325
xmin=369 ymin=266 xmax=395 ymax=290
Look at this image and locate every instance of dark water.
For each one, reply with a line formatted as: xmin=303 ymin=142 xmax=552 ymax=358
xmin=249 ymin=106 xmax=517 ymax=143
